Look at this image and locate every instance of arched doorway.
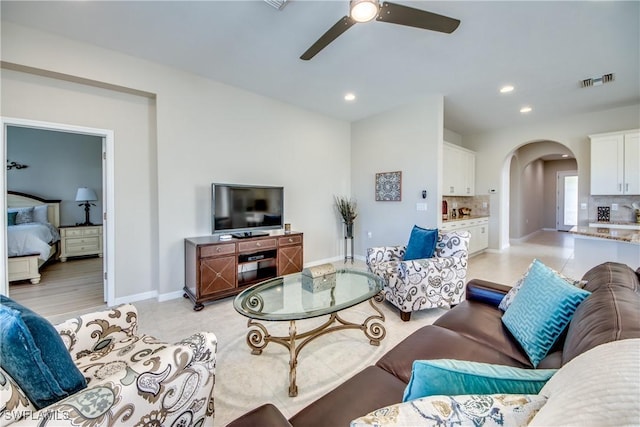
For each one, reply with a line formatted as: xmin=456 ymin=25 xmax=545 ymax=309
xmin=501 ymin=140 xmax=578 ymax=244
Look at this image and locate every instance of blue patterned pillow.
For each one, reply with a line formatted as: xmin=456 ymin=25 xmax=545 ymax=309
xmin=7 ymin=211 xmax=17 ymax=226
xmin=502 ymin=259 xmax=591 ymax=367
xmin=403 ymin=359 xmax=557 ymax=402
xmin=0 ymin=295 xmax=87 ymax=409
xmin=403 ymin=226 xmax=438 ymax=261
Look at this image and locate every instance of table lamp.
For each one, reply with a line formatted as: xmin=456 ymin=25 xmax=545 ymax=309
xmin=75 ymin=187 xmax=98 ymax=226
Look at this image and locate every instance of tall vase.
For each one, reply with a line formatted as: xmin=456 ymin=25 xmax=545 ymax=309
xmin=345 ymin=223 xmax=354 ymax=239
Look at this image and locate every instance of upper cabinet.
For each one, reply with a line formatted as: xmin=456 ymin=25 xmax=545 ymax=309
xmin=443 ymin=142 xmax=475 ymax=196
xmin=590 ymin=130 xmax=640 ymax=195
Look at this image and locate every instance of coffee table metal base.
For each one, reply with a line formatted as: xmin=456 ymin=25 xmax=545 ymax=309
xmin=245 ymin=292 xmax=386 ymax=397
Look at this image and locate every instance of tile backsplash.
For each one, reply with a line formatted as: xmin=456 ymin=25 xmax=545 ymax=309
xmin=589 ymin=195 xmax=640 ymax=223
xmin=443 ymin=195 xmax=490 ymax=217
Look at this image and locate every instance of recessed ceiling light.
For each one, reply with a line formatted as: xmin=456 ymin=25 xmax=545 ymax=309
xmin=561 ymin=154 xmax=569 ymax=158
xmin=500 ymin=85 xmax=514 ymax=93
xmin=520 ymin=106 xmax=532 ymax=113
xmin=344 ymin=93 xmax=356 ymax=101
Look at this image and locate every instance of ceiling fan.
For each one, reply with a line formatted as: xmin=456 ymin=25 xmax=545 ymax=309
xmin=300 ymin=0 xmax=460 ymax=60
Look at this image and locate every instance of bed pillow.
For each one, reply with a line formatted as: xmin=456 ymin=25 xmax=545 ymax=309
xmin=403 ymin=225 xmax=438 ymax=261
xmin=0 ymin=295 xmax=87 ymax=409
xmin=33 ymin=205 xmax=49 ymax=223
xmin=11 ymin=207 xmax=35 ymax=225
xmin=502 ymin=259 xmax=591 ymax=367
xmin=403 ymin=359 xmax=557 ymax=402
xmin=499 ymin=260 xmax=587 ymax=312
xmin=352 ymin=393 xmax=548 ymax=427
xmin=7 ymin=211 xmax=17 ymax=226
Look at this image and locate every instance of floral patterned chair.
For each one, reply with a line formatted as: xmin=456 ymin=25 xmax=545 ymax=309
xmin=366 ymin=230 xmax=470 ymax=321
xmin=0 ymin=303 xmax=217 ymax=426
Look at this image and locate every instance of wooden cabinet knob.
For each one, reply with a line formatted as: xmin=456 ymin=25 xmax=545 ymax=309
xmin=216 ymin=247 xmax=221 ymax=252
xmin=256 ymin=242 xmax=261 ymax=247
xmin=288 ymin=238 xmax=293 ymax=243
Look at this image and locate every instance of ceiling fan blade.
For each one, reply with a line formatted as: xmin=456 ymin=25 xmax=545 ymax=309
xmin=300 ymin=16 xmax=356 ymax=60
xmin=377 ymin=2 xmax=460 ymax=34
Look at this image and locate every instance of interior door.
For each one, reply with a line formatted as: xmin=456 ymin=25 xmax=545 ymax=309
xmin=557 ymin=171 xmax=578 ymax=231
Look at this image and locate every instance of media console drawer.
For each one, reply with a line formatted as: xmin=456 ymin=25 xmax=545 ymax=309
xmin=238 ymin=238 xmax=277 ymax=253
xmin=279 ymin=235 xmax=302 ymax=246
xmin=200 ymin=243 xmax=236 ymax=258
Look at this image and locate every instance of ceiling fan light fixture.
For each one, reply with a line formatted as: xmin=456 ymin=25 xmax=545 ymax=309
xmin=350 ymin=0 xmax=379 ymax=23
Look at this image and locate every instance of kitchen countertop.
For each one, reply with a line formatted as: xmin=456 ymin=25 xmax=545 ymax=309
xmin=569 ymin=226 xmax=640 ymax=245
xmin=442 ymin=215 xmax=489 ymax=223
xmin=588 ymin=221 xmax=640 ymax=230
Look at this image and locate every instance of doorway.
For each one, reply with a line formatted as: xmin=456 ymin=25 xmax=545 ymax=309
xmin=2 ymin=117 xmax=115 ymax=308
xmin=557 ymin=171 xmax=578 ymax=231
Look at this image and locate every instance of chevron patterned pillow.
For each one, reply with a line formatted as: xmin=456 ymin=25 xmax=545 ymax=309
xmin=502 ymin=259 xmax=591 ymax=368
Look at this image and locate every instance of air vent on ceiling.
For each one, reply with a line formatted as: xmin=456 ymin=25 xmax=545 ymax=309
xmin=580 ymin=73 xmax=615 ymax=88
xmin=264 ymin=0 xmax=287 ymax=10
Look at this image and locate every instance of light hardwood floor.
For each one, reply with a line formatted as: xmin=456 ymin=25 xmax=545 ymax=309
xmin=8 ymin=257 xmax=106 ymax=317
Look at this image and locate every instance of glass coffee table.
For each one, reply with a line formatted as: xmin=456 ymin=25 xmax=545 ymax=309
xmin=233 ymin=268 xmax=386 ymax=397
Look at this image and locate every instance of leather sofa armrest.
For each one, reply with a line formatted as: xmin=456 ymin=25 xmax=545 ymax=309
xmin=465 ymin=279 xmax=511 ymax=307
xmin=226 ymin=403 xmax=292 ymax=427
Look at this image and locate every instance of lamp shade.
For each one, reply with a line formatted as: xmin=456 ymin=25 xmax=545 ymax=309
xmin=75 ymin=187 xmax=98 ymax=202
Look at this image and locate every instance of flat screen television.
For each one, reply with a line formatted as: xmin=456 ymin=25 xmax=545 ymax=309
xmin=212 ymin=183 xmax=284 ymax=237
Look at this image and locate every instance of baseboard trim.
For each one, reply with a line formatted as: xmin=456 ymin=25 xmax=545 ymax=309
xmin=158 ymin=290 xmax=184 ymax=302
xmin=113 ymin=290 xmax=158 ymax=306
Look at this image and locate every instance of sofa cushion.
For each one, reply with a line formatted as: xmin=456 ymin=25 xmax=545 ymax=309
xmin=352 ymin=393 xmax=547 ymax=427
xmin=502 ymin=259 xmax=591 ymax=367
xmin=434 ymin=299 xmax=534 ymax=367
xmin=403 ymin=225 xmax=438 ymax=261
xmin=0 ymin=295 xmax=87 ymax=409
xmin=498 ymin=260 xmax=587 ymax=312
xmin=530 ymin=338 xmax=640 ymax=426
xmin=376 ymin=325 xmax=531 ymax=384
xmin=402 ymin=359 xmax=556 ymax=402
xmin=289 ymin=366 xmax=406 ymax=427
xmin=562 ymin=262 xmax=640 ymax=365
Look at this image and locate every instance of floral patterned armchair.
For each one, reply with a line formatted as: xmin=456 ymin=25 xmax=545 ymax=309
xmin=366 ymin=230 xmax=470 ymax=321
xmin=0 ymin=304 xmax=217 ymax=426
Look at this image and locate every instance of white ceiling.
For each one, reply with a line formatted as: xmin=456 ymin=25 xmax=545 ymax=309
xmin=2 ymin=1 xmax=639 ymax=136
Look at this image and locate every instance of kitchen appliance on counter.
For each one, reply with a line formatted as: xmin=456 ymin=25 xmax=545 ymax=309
xmin=458 ymin=207 xmax=472 ymax=217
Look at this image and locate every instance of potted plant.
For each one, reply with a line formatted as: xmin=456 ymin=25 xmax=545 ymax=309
xmin=334 ymin=196 xmax=358 ymax=238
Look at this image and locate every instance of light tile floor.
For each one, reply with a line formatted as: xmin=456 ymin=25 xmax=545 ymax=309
xmin=48 ymin=230 xmax=596 ymax=427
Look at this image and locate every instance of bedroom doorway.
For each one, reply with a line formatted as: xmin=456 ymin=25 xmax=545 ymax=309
xmin=2 ymin=117 xmax=115 ymax=312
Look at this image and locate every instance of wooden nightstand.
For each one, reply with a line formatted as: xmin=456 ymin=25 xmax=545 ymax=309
xmin=59 ymin=225 xmax=103 ymax=262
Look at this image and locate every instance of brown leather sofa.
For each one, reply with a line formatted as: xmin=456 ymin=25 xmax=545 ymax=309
xmin=227 ymin=262 xmax=640 ymax=427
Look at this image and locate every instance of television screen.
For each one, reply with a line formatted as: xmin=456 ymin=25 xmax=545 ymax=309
xmin=212 ymin=183 xmax=283 ymax=234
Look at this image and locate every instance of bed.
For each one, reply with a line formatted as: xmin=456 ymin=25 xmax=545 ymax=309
xmin=7 ymin=191 xmax=61 ymax=284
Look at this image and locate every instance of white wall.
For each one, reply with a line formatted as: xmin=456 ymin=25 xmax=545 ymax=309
xmin=466 ymin=104 xmax=640 ymax=249
xmin=1 ymin=22 xmax=351 ymax=301
xmin=351 ymin=97 xmax=442 ymax=253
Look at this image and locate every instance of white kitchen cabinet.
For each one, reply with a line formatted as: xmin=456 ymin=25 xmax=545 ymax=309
xmin=443 ymin=142 xmax=475 ymax=196
xmin=590 ymin=130 xmax=640 ymax=195
xmin=440 ymin=217 xmax=488 ymax=254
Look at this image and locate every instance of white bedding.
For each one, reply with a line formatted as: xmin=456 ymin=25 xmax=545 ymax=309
xmin=7 ymin=222 xmax=60 ymax=260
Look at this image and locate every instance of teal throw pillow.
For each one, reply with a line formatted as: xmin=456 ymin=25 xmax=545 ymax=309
xmin=0 ymin=295 xmax=87 ymax=409
xmin=403 ymin=225 xmax=438 ymax=261
xmin=501 ymin=259 xmax=591 ymax=368
xmin=7 ymin=211 xmax=17 ymax=226
xmin=403 ymin=359 xmax=557 ymax=402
